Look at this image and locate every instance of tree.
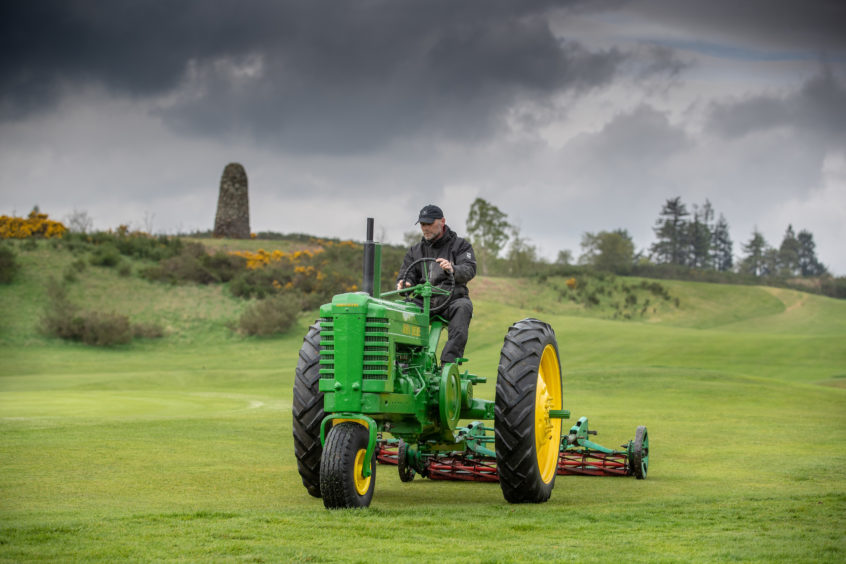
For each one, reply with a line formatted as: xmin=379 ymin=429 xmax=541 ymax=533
xmin=555 ymin=249 xmax=573 ymax=266
xmin=797 ymin=229 xmax=827 ymax=276
xmin=778 ymin=225 xmax=800 ymax=276
xmin=651 ymin=197 xmax=689 ymax=265
xmin=466 ymin=198 xmax=510 ymax=275
xmin=711 ymin=214 xmax=733 ymax=272
xmin=580 ymin=229 xmax=635 ymax=274
xmin=506 ymin=226 xmax=539 ymax=275
xmin=760 ymin=247 xmax=780 ymax=277
xmin=740 ymin=229 xmax=768 ymax=276
xmin=65 ymin=209 xmax=93 ymax=234
xmin=687 ymin=201 xmax=713 ymax=269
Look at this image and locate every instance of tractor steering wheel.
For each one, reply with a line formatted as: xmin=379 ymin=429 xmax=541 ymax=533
xmin=397 ymin=257 xmax=455 ymax=314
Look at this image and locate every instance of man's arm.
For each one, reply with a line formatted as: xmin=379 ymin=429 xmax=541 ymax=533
xmin=451 ymin=239 xmax=476 ymax=285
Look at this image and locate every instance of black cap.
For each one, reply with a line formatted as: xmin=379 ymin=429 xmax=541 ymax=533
xmin=416 ymin=204 xmax=444 ymax=224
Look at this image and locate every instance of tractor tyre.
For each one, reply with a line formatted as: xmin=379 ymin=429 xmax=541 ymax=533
xmin=320 ymin=422 xmax=376 ymax=509
xmin=292 ymin=322 xmax=324 ymax=498
xmin=631 ymin=425 xmax=649 ymax=480
xmin=397 ymin=440 xmax=415 ymax=482
xmin=495 ymin=318 xmax=563 ymax=503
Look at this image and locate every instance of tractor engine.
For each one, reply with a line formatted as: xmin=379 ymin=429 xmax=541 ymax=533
xmin=317 ymin=291 xmax=490 ymax=443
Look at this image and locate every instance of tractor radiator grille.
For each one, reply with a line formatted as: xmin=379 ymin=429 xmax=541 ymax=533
xmin=363 ymin=317 xmax=389 ymax=380
xmin=318 ymin=317 xmax=334 ymax=379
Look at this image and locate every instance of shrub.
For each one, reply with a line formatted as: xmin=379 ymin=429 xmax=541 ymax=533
xmin=201 ymin=251 xmax=245 ymax=282
xmin=77 ymin=311 xmax=133 ymax=346
xmin=0 ymin=245 xmax=19 ymax=283
xmin=133 ymin=322 xmax=165 ymax=339
xmin=40 ymin=279 xmax=78 ymax=336
xmin=0 ymin=209 xmax=66 ymax=239
xmin=238 ymin=293 xmax=301 ymax=336
xmin=57 ymin=229 xmax=185 ymax=262
xmin=62 ymin=258 xmax=88 ymax=283
xmin=40 ymin=278 xmax=153 ymax=346
xmin=90 ymin=244 xmax=121 ymax=267
xmin=142 ymin=244 xmax=246 ymax=285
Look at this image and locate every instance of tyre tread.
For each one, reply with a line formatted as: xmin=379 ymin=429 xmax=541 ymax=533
xmin=495 ymin=318 xmax=561 ymax=503
xmin=292 ymin=322 xmax=324 ymax=497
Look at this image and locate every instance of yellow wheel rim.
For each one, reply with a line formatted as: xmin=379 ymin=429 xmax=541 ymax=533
xmin=534 ymin=344 xmax=562 ymax=484
xmin=353 ymin=448 xmax=371 ymax=496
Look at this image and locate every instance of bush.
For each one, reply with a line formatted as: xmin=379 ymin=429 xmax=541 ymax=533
xmin=237 ymin=294 xmax=301 ymax=336
xmin=133 ymin=322 xmax=165 ymax=339
xmin=142 ymin=244 xmax=246 ymax=285
xmin=56 ymin=230 xmax=185 ymax=262
xmin=90 ymin=243 xmax=122 ymax=267
xmin=77 ymin=311 xmax=133 ymax=346
xmin=40 ymin=278 xmax=159 ymax=346
xmin=0 ymin=245 xmax=19 ymax=283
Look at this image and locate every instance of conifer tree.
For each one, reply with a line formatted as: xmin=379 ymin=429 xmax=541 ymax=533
xmin=651 ymin=197 xmax=689 ymax=265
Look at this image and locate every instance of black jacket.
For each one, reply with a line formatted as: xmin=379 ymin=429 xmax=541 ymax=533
xmin=397 ymin=226 xmax=476 ymax=301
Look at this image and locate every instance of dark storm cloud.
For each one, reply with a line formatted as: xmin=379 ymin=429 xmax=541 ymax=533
xmin=0 ymin=0 xmax=629 ymax=153
xmin=706 ymin=70 xmax=846 ymax=142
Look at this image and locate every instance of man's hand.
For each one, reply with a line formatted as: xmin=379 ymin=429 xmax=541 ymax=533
xmin=396 ymin=280 xmax=412 ymax=291
xmin=435 ymin=258 xmax=454 ymax=273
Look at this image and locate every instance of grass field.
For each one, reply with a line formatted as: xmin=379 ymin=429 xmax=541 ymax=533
xmin=1 ymin=242 xmax=845 ymax=562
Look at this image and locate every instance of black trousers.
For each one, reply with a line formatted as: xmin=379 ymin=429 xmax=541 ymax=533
xmin=437 ymin=297 xmax=473 ymax=364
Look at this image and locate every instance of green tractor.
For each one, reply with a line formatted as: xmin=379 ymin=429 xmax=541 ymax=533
xmin=293 ymin=219 xmax=648 ymax=509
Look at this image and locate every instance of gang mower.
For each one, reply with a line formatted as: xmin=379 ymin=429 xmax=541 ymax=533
xmin=293 ymin=219 xmax=649 ymax=509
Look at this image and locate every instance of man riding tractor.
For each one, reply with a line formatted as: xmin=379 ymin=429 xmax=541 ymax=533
xmin=396 ymin=204 xmax=476 ymax=365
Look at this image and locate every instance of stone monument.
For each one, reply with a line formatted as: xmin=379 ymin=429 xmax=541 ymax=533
xmin=213 ymin=163 xmax=250 ymax=238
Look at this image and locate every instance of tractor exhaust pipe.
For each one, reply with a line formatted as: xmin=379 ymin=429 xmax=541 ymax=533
xmin=362 ymin=218 xmax=381 ymax=297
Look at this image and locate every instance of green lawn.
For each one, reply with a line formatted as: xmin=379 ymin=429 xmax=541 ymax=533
xmin=1 ymin=243 xmax=844 ymax=562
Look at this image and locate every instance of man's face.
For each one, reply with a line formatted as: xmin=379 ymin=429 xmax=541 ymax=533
xmin=420 ymin=217 xmax=445 ymax=241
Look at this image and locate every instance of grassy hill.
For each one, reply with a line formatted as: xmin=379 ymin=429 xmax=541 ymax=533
xmin=1 ymin=239 xmax=844 ymax=562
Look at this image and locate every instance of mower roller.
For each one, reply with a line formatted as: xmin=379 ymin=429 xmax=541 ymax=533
xmin=293 ymin=218 xmax=649 ymax=509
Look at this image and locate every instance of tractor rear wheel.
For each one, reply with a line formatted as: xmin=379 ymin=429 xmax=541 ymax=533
xmin=292 ymin=322 xmax=324 ymax=497
xmin=631 ymin=425 xmax=649 ymax=479
xmin=495 ymin=318 xmax=563 ymax=503
xmin=320 ymin=422 xmax=376 ymax=509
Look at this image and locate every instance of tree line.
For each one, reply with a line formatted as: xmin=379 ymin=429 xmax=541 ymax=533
xmin=444 ymin=197 xmax=842 ymax=299
xmin=649 ymin=197 xmax=826 ymax=278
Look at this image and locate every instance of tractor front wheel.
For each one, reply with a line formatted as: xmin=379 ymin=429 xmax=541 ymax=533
xmin=320 ymin=422 xmax=376 ymax=509
xmin=495 ymin=318 xmax=563 ymax=503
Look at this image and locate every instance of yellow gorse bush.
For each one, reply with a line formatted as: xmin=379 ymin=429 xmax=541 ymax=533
xmin=229 ymin=248 xmax=324 ymax=270
xmin=229 ymin=240 xmax=360 ymax=271
xmin=0 ymin=210 xmax=67 ymax=239
xmin=228 ymin=239 xmax=363 ymax=302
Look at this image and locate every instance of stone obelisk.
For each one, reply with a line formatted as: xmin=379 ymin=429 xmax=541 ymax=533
xmin=213 ymin=163 xmax=250 ymax=238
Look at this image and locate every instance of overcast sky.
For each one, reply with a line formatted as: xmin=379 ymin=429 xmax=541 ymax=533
xmin=2 ymin=0 xmax=845 ymax=274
